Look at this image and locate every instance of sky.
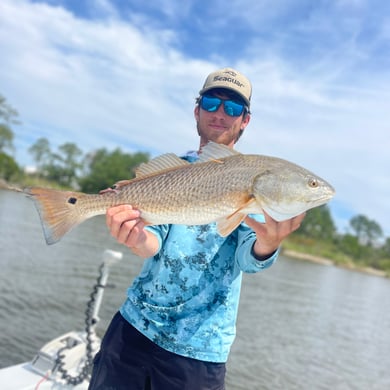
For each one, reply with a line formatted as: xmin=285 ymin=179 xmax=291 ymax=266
xmin=0 ymin=0 xmax=389 ymax=237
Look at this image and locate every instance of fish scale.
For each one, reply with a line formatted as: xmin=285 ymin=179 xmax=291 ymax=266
xmin=121 ymin=157 xmax=255 ymax=221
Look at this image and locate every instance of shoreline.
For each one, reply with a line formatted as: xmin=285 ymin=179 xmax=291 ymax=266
xmin=282 ymin=249 xmax=387 ymax=278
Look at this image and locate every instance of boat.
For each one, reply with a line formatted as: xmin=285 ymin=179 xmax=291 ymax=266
xmin=0 ymin=249 xmax=123 ymax=389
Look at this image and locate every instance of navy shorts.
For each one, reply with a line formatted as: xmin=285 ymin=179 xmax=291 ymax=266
xmin=88 ymin=312 xmax=226 ymax=390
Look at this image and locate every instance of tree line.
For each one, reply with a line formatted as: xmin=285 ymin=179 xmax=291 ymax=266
xmin=27 ymin=137 xmax=149 ymax=191
xmin=1 ymin=95 xmax=389 ymax=274
xmin=0 ymin=94 xmax=149 ymax=192
xmin=289 ymin=205 xmax=390 ymax=274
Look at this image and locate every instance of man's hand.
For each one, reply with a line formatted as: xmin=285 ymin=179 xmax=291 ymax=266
xmin=106 ymin=205 xmax=159 ymax=258
xmin=245 ymin=211 xmax=305 ymax=258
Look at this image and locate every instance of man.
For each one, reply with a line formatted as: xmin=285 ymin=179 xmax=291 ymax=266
xmin=89 ymin=68 xmax=304 ymax=390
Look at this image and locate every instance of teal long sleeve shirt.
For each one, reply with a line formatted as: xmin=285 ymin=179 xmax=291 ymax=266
xmin=120 ymin=220 xmax=278 ymax=363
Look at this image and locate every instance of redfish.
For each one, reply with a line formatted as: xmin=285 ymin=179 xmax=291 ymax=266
xmin=25 ymin=142 xmax=335 ymax=244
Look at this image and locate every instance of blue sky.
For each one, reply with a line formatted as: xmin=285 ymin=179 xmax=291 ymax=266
xmin=1 ymin=0 xmax=389 ymax=237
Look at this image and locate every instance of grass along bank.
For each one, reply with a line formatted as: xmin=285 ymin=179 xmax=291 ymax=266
xmin=282 ymin=236 xmax=388 ymax=278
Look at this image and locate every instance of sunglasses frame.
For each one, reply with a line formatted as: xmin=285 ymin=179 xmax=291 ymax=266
xmin=200 ymin=95 xmax=246 ymax=117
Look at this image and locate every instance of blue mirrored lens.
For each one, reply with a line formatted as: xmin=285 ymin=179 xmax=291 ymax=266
xmin=200 ymin=96 xmax=221 ymax=112
xmin=224 ymin=100 xmax=244 ymax=116
xmin=201 ymin=95 xmax=244 ymax=117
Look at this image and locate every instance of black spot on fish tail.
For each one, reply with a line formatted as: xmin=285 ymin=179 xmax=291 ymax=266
xmin=68 ymin=197 xmax=77 ymax=205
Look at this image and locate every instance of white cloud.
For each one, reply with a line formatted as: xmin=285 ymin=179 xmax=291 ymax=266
xmin=0 ymin=0 xmax=389 ymax=236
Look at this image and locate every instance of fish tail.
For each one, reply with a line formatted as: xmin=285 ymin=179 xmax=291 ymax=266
xmin=25 ymin=187 xmax=91 ymax=245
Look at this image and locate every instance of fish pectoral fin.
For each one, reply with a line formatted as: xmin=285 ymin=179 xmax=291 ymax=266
xmin=217 ymin=213 xmax=247 ymax=237
xmin=135 ymin=154 xmax=190 ymax=177
xmin=217 ymin=198 xmax=258 ymax=236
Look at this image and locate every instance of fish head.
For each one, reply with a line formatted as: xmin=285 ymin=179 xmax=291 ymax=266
xmin=252 ymin=159 xmax=335 ymax=221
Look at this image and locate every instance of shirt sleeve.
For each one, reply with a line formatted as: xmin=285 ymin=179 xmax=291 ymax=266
xmin=235 ymin=224 xmax=279 ymax=273
xmin=145 ymin=223 xmax=279 ymax=274
xmin=144 ymin=224 xmax=170 ymax=253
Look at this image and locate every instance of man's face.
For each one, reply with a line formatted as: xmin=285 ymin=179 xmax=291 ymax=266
xmin=194 ymin=91 xmax=250 ymax=148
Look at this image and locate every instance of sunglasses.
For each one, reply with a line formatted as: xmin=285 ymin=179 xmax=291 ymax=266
xmin=200 ymin=95 xmax=246 ymax=117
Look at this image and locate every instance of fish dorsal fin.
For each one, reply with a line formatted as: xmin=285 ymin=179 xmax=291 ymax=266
xmin=198 ymin=141 xmax=240 ymax=163
xmin=135 ymin=153 xmax=190 ymax=178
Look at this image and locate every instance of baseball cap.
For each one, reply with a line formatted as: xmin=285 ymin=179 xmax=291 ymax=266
xmin=199 ymin=67 xmax=252 ymax=108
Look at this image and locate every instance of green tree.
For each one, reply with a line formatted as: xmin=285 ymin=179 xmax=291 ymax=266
xmin=350 ymin=214 xmax=383 ymax=246
xmin=295 ymin=205 xmax=336 ymax=241
xmin=0 ymin=95 xmax=20 ymax=179
xmin=0 ymin=95 xmax=19 ymax=154
xmin=56 ymin=142 xmax=83 ymax=186
xmin=382 ymin=237 xmax=390 ymax=258
xmin=29 ymin=139 xmax=83 ymax=186
xmin=44 ymin=142 xmax=83 ymax=187
xmin=338 ymin=233 xmax=364 ymax=260
xmin=0 ymin=124 xmax=14 ymax=155
xmin=79 ymin=148 xmax=149 ymax=193
xmin=0 ymin=152 xmax=21 ymax=181
xmin=28 ymin=137 xmax=51 ymax=174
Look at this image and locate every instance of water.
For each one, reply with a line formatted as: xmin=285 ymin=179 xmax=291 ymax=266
xmin=1 ymin=189 xmax=390 ymax=389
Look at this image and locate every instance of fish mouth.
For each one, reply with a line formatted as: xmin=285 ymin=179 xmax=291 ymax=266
xmin=262 ymin=190 xmax=335 ymax=222
xmin=305 ymin=189 xmax=335 ymax=208
xmin=320 ymin=186 xmax=336 ymax=202
xmin=314 ymin=189 xmax=335 ymax=202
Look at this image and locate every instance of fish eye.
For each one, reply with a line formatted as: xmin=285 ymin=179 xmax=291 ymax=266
xmin=308 ymin=178 xmax=319 ymax=188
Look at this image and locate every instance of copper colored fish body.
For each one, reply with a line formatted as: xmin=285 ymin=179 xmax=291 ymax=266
xmin=25 ymin=142 xmax=335 ymax=245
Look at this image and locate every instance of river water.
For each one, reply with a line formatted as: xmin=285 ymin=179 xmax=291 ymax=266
xmin=0 ymin=189 xmax=389 ymax=389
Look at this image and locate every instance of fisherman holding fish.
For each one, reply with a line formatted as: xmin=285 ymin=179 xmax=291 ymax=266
xmin=87 ymin=68 xmax=306 ymax=390
xmin=25 ymin=68 xmax=334 ymax=389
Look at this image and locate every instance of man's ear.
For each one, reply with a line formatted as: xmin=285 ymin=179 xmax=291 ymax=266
xmin=242 ymin=113 xmax=251 ymax=128
xmin=194 ymin=105 xmax=200 ymax=122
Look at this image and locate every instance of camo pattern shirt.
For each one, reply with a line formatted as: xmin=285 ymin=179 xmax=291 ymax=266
xmin=120 ymin=152 xmax=279 ymax=363
xmin=120 ymin=221 xmax=278 ymax=363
